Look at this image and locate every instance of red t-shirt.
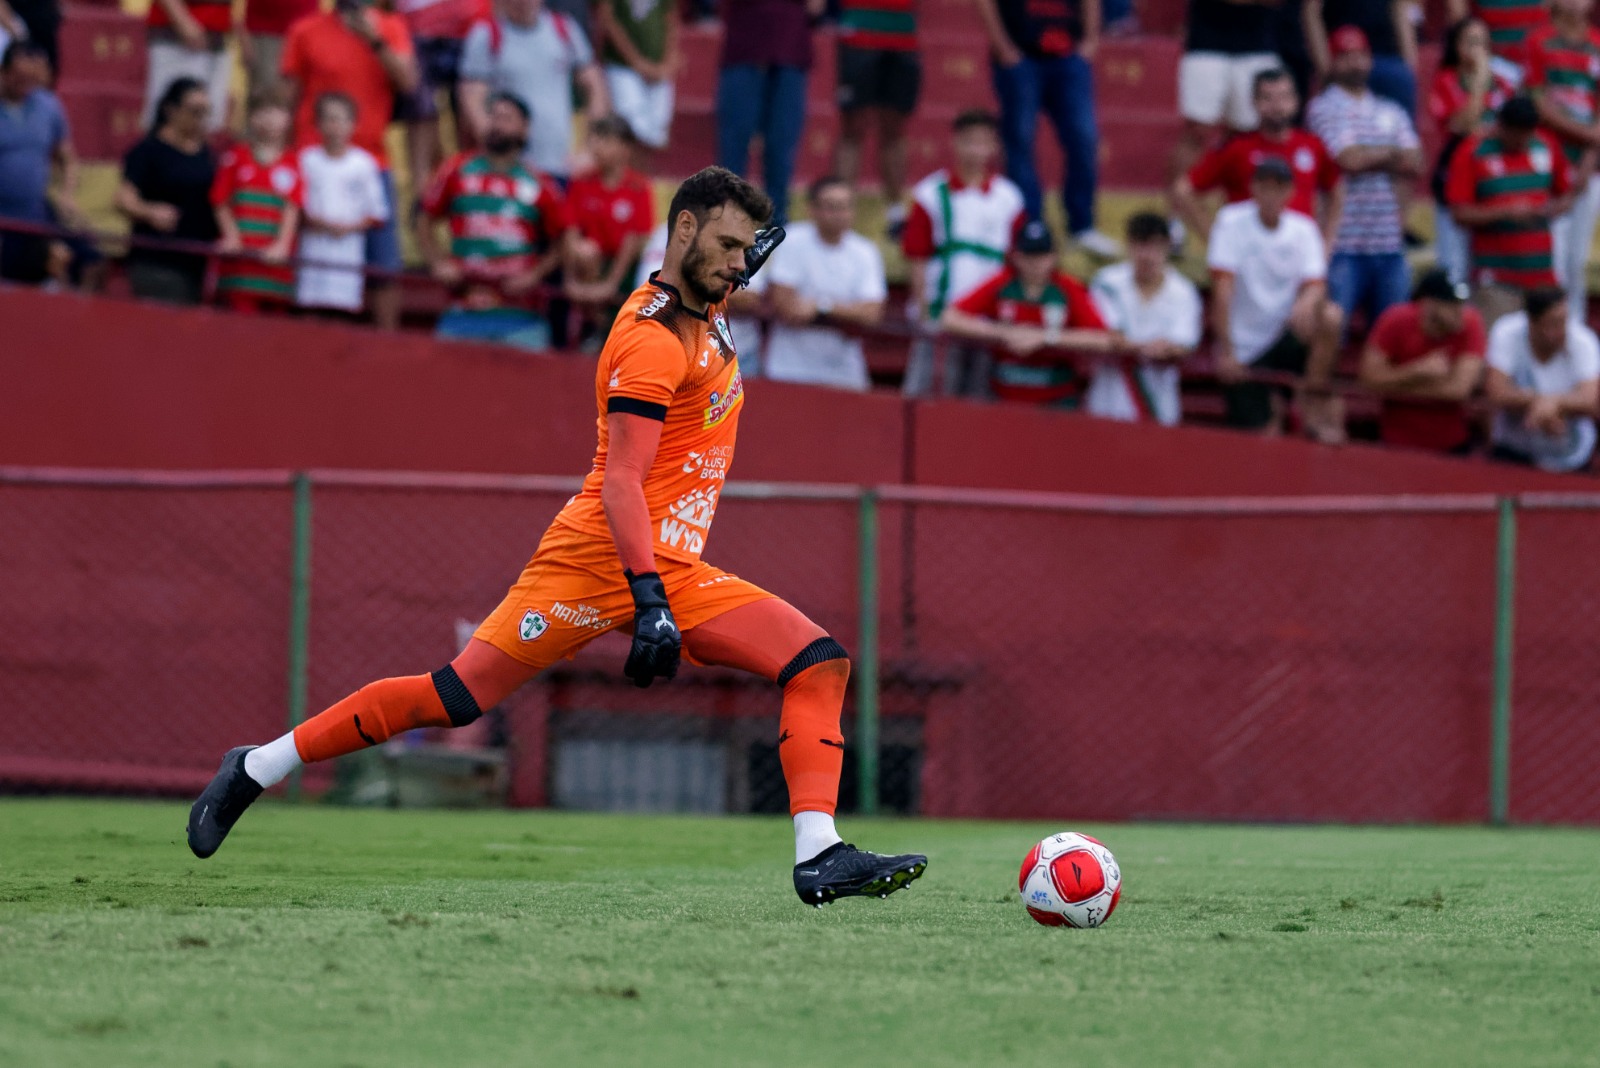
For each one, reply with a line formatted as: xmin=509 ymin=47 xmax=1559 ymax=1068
xmin=149 ymin=0 xmax=233 ymax=35
xmin=282 ymin=12 xmax=415 ymax=167
xmin=566 ymin=168 xmax=654 ymax=260
xmin=1445 ymin=129 xmax=1572 ymax=289
xmin=1187 ymin=129 xmax=1339 ymax=218
xmin=244 ymin=0 xmax=320 ymax=36
xmin=1368 ymin=301 xmax=1486 ymax=452
xmin=954 ymin=266 xmax=1107 ymax=405
xmin=211 ymin=147 xmax=304 ymax=301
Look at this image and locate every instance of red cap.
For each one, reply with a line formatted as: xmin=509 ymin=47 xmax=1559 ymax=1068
xmin=1329 ymin=25 xmax=1370 ymax=55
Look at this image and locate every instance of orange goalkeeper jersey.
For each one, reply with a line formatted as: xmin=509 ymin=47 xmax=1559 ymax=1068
xmin=552 ymin=275 xmax=745 ymax=563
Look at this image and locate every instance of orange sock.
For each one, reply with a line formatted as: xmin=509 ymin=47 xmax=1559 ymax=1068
xmin=292 ymin=674 xmax=452 ymax=763
xmin=778 ymin=658 xmax=850 ymax=816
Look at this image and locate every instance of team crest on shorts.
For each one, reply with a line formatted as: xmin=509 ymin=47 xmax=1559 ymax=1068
xmin=519 ymin=609 xmax=548 ymax=641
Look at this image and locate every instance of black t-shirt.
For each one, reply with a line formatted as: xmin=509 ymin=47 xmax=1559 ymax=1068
xmin=121 ymin=134 xmax=218 ymax=271
xmin=1319 ymin=0 xmax=1400 ymax=56
xmin=1185 ymin=0 xmax=1276 ymax=55
xmin=998 ymin=0 xmax=1084 ymax=58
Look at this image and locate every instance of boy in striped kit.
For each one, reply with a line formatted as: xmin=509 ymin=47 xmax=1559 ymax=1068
xmin=211 ymin=94 xmax=303 ymax=313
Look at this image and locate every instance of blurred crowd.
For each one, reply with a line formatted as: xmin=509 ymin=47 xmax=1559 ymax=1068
xmin=1 ymin=0 xmax=1598 ymax=468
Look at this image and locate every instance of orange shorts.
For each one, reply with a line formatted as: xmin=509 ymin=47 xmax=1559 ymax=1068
xmin=473 ymin=523 xmax=775 ymax=671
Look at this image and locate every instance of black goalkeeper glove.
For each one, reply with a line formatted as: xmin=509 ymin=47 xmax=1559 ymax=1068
xmin=735 ymin=226 xmax=786 ymax=290
xmin=623 ymin=570 xmax=680 ymax=688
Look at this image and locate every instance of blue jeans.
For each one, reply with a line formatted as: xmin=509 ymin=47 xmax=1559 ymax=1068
xmin=1328 ymin=251 xmax=1411 ymax=328
xmin=1368 ymin=53 xmax=1417 ymax=121
xmin=992 ymin=54 xmax=1099 ymax=233
xmin=365 ymin=170 xmax=404 ymax=274
xmin=717 ymin=64 xmax=808 ymax=224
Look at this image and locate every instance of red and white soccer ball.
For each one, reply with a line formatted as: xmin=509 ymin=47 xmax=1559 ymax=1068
xmin=1018 ymin=832 xmax=1122 ymax=928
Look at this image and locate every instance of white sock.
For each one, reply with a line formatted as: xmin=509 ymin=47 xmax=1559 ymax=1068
xmin=242 ymin=733 xmax=302 ymax=788
xmin=794 ymin=810 xmax=843 ymax=865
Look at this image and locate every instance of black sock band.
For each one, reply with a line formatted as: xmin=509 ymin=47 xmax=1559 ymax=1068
xmin=431 ymin=665 xmax=483 ymax=727
xmin=777 ymin=637 xmax=849 ymax=688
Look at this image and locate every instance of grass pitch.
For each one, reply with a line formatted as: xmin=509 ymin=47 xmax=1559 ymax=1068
xmin=2 ymin=800 xmax=1598 ymax=1068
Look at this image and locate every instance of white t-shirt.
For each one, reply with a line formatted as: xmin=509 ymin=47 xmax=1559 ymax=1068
xmin=1487 ymin=312 xmax=1600 ymax=472
xmin=296 ymin=145 xmax=387 ymax=312
xmin=907 ymin=168 xmax=1025 ymax=317
xmin=1087 ymin=262 xmax=1203 ymax=425
xmin=635 ymin=221 xmax=766 ymax=370
xmin=1206 ymin=202 xmax=1326 ymax=364
xmin=763 ymin=222 xmax=887 ymax=391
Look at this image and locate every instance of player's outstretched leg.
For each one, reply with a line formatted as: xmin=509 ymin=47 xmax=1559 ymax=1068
xmin=683 ymin=598 xmax=927 ymax=906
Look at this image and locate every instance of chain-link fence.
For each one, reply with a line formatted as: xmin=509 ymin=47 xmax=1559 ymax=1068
xmin=4 ymin=466 xmax=1598 ymax=824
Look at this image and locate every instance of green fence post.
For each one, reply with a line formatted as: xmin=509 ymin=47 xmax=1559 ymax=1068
xmin=284 ymin=471 xmax=314 ymax=800
xmin=1490 ymin=496 xmax=1517 ymax=827
xmin=856 ymin=488 xmax=881 ymax=816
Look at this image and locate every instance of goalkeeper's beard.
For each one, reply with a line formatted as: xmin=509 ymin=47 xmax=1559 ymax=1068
xmin=681 ymin=238 xmax=733 ymax=306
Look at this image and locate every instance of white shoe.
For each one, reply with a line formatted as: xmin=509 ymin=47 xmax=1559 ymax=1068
xmin=1071 ymin=229 xmax=1123 ymax=258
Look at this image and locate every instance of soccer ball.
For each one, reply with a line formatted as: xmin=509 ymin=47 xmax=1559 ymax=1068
xmin=1018 ymin=832 xmax=1122 ymax=928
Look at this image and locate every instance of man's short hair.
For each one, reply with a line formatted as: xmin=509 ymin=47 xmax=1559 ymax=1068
xmin=1125 ymin=211 xmax=1170 ymax=244
xmin=1251 ymin=67 xmax=1291 ymax=98
xmin=667 ymin=166 xmax=773 ymax=230
xmin=1525 ymin=285 xmax=1567 ymax=320
xmin=808 ymin=175 xmax=850 ymax=203
xmin=2 ymin=39 xmax=49 ymax=70
xmin=953 ymin=108 xmax=1000 ymax=133
xmin=314 ymin=91 xmax=358 ymax=122
xmin=588 ymin=113 xmax=636 ymax=142
xmin=487 ymin=91 xmax=532 ymax=123
xmin=1499 ymin=94 xmax=1540 ymax=131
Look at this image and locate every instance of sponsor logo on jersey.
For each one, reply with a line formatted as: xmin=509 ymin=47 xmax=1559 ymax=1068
xmin=518 ymin=609 xmax=548 ymax=641
xmin=640 ymin=290 xmax=671 ymax=318
xmin=680 ymin=444 xmax=731 ymax=480
xmin=550 ymin=601 xmax=612 ymax=630
xmin=659 ymin=486 xmax=719 ymax=554
xmin=702 ymin=368 xmax=744 ymax=429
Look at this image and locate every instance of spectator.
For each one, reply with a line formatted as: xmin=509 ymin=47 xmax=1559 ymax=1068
xmin=975 ymin=0 xmax=1118 ymax=255
xmin=417 ymin=91 xmax=569 ymax=350
xmin=1524 ymin=0 xmax=1600 ymax=322
xmin=282 ymin=0 xmax=417 ymax=330
xmin=1306 ymin=26 xmax=1421 ymax=334
xmin=1171 ymin=0 xmax=1282 ymax=210
xmin=212 ymin=93 xmax=303 ymax=314
xmin=1087 ymin=211 xmax=1204 ymax=425
xmin=1358 ymin=267 xmax=1487 ymax=453
xmin=1485 ymin=284 xmax=1600 ymax=470
xmin=1447 ymin=94 xmax=1573 ymax=326
xmin=901 ymin=108 xmax=1026 ymax=396
xmin=1172 ymin=67 xmax=1342 ymax=249
xmin=1429 ymin=16 xmax=1515 ymax=286
xmin=765 ymin=176 xmax=888 ymax=390
xmin=717 ymin=0 xmax=820 ymax=225
xmin=832 ymin=0 xmax=919 ymax=236
xmin=0 ymin=0 xmax=58 ymax=78
xmin=296 ymin=92 xmax=389 ymax=318
xmin=143 ymin=0 xmax=234 ymax=134
xmin=460 ymin=0 xmax=609 ymax=182
xmin=1207 ymin=156 xmax=1345 ymax=441
xmin=940 ymin=219 xmax=1116 ymax=405
xmin=1306 ymin=0 xmax=1418 ymax=117
xmin=393 ymin=0 xmax=484 ymax=213
xmin=1445 ymin=0 xmax=1548 ymax=81
xmin=115 ymin=76 xmax=218 ymax=306
xmin=565 ymin=114 xmax=654 ymax=346
xmin=0 ymin=40 xmax=92 ymax=287
xmin=594 ymin=0 xmax=680 ymax=158
xmin=239 ymin=0 xmax=319 ymax=103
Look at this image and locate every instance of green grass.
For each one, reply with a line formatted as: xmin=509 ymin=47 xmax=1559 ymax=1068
xmin=2 ymin=801 xmax=1599 ymax=1067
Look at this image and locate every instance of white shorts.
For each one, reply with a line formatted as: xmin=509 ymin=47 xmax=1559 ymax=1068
xmin=1178 ymin=51 xmax=1281 ymax=131
xmin=605 ymin=64 xmax=675 ymax=149
xmin=144 ymin=37 xmax=233 ymax=134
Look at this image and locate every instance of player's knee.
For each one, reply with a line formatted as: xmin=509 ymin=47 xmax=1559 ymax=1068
xmin=430 ymin=665 xmax=483 ymax=727
xmin=777 ymin=636 xmax=850 ymax=690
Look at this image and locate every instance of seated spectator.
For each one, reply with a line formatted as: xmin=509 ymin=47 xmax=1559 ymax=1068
xmin=143 ymin=0 xmax=233 ymax=133
xmin=212 ymin=93 xmax=302 ymax=313
xmin=393 ymin=0 xmax=483 ymax=212
xmin=1306 ymin=0 xmax=1419 ymax=118
xmin=417 ymin=91 xmax=569 ymax=351
xmin=239 ymin=0 xmax=318 ymax=103
xmin=565 ymin=114 xmax=654 ymax=347
xmin=296 ymin=92 xmax=388 ymax=317
xmin=832 ymin=0 xmax=919 ymax=236
xmin=459 ymin=0 xmax=609 ymax=183
xmin=902 ymin=108 xmax=1026 ymax=396
xmin=1485 ymin=285 xmax=1600 ymax=470
xmin=593 ymin=0 xmax=679 ymax=158
xmin=1358 ymin=267 xmax=1487 ymax=453
xmin=1171 ymin=67 xmax=1342 ymax=249
xmin=765 ymin=176 xmax=888 ymax=391
xmin=1429 ymin=17 xmax=1515 ymax=286
xmin=1207 ymin=156 xmax=1345 ymax=441
xmin=1087 ymin=212 xmax=1204 ymax=425
xmin=940 ymin=219 xmax=1117 ymax=405
xmin=115 ymin=77 xmax=219 ymax=306
xmin=1446 ymin=94 xmax=1574 ymax=327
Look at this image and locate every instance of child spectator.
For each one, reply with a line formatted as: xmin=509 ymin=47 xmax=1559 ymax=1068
xmin=833 ymin=0 xmax=919 ymax=236
xmin=295 ymin=92 xmax=388 ymax=317
xmin=1485 ymin=285 xmax=1600 ymax=470
xmin=594 ymin=0 xmax=680 ymax=156
xmin=1088 ymin=212 xmax=1204 ymax=425
xmin=212 ymin=93 xmax=303 ymax=313
xmin=939 ymin=219 xmax=1117 ymax=405
xmin=565 ymin=114 xmax=654 ymax=346
xmin=1429 ymin=17 xmax=1515 ymax=285
xmin=417 ymin=91 xmax=569 ymax=351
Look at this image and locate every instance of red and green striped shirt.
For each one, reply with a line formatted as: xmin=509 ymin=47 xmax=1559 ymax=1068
xmin=1472 ymin=0 xmax=1550 ymax=63
xmin=1445 ymin=129 xmax=1572 ymax=290
xmin=209 ymin=146 xmax=303 ymax=301
xmin=1523 ymin=24 xmax=1600 ymax=165
xmin=954 ymin=266 xmax=1106 ymax=405
xmin=839 ymin=0 xmax=917 ymax=52
xmin=420 ymin=152 xmax=568 ymax=306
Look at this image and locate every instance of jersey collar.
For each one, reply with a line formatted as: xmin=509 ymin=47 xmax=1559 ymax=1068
xmin=947 ymin=170 xmax=996 ymax=194
xmin=648 ymin=272 xmax=710 ymax=322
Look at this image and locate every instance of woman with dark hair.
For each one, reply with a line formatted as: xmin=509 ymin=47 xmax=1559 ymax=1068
xmin=114 ymin=76 xmax=219 ymax=304
xmin=1429 ymin=16 xmax=1513 ymax=285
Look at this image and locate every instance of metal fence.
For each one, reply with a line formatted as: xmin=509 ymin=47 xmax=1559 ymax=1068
xmin=4 ymin=466 xmax=1599 ymax=825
